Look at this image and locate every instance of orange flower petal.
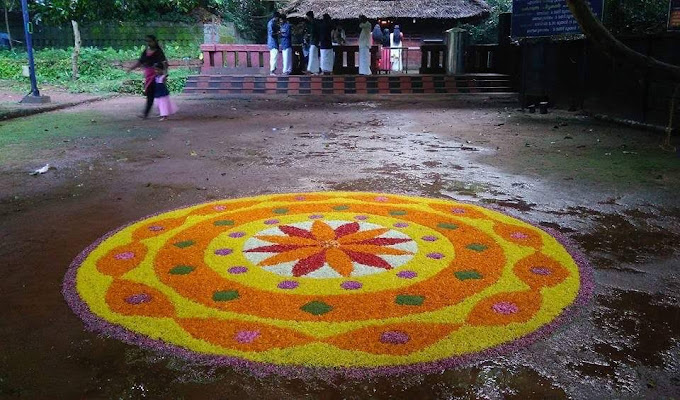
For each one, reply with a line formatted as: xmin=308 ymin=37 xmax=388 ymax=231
xmin=255 ymin=235 xmax=320 ymax=246
xmin=259 ymin=247 xmax=323 ymax=266
xmin=340 ymin=244 xmax=413 ymax=256
xmin=337 ymin=228 xmax=390 ymax=244
xmin=326 ymin=248 xmax=354 ymax=277
xmin=311 ymin=220 xmax=336 ymax=241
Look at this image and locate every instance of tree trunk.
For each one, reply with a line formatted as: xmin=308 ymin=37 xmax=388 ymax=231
xmin=71 ymin=19 xmax=81 ymax=80
xmin=566 ymin=0 xmax=680 ymax=81
xmin=3 ymin=1 xmax=11 ymax=50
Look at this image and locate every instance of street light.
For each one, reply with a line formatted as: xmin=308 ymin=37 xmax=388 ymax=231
xmin=20 ymin=0 xmax=50 ymax=104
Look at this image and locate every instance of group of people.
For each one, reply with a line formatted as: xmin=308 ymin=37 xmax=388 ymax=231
xmin=268 ymin=11 xmax=405 ymax=76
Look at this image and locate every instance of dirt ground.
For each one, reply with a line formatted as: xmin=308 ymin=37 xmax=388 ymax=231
xmin=0 ymin=93 xmax=679 ymax=400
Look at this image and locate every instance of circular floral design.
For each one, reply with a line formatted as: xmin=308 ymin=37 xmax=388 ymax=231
xmin=63 ymin=192 xmax=591 ymax=376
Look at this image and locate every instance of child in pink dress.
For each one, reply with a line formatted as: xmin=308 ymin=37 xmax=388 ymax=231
xmin=153 ymin=63 xmax=177 ymax=121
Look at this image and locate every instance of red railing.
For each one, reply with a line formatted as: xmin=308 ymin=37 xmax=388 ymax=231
xmin=201 ymin=44 xmax=427 ymax=75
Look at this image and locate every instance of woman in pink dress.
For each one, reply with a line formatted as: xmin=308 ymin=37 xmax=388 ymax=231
xmin=153 ymin=63 xmax=177 ymax=121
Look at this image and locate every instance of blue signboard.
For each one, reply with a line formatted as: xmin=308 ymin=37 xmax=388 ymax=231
xmin=512 ymin=0 xmax=604 ymax=38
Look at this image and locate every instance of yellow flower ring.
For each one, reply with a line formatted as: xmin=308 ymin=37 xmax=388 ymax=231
xmin=63 ymin=192 xmax=592 ymax=377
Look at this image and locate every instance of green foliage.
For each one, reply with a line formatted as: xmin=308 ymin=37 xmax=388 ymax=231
xmin=603 ymin=0 xmax=669 ymax=35
xmin=458 ymin=0 xmax=512 ymax=44
xmin=0 ymin=45 xmax=194 ymax=93
xmin=221 ymin=0 xmax=280 ymax=42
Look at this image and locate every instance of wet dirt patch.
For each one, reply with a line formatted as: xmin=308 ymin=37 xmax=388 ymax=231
xmin=572 ymin=213 xmax=679 ymax=269
xmin=590 ymin=289 xmax=680 ymax=369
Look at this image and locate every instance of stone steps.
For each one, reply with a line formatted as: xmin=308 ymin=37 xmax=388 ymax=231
xmin=183 ymin=74 xmax=515 ymax=95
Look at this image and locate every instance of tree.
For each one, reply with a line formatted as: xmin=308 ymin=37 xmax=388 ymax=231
xmin=566 ymin=0 xmax=680 ymax=81
xmin=3 ymin=0 xmax=17 ymax=50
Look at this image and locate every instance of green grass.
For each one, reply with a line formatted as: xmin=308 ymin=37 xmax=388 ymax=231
xmin=0 ymin=44 xmax=200 ymax=94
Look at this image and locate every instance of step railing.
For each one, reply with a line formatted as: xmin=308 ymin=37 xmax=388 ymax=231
xmin=201 ymin=43 xmax=436 ymax=75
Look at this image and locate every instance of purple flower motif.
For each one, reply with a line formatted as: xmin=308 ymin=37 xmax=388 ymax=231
xmin=125 ymin=293 xmax=152 ymax=305
xmin=397 ymin=270 xmax=418 ymax=279
xmin=530 ymin=267 xmax=551 ymax=276
xmin=341 ymin=281 xmax=363 ymax=290
xmin=215 ymin=248 xmax=233 ymax=256
xmin=354 ymin=215 xmax=369 ymax=221
xmin=148 ymin=225 xmax=165 ymax=232
xmin=114 ymin=252 xmax=135 ymax=260
xmin=451 ymin=208 xmax=466 ymax=214
xmin=375 ymin=196 xmax=389 ymax=202
xmin=278 ymin=281 xmax=299 ymax=290
xmin=309 ymin=215 xmax=324 ymax=220
xmin=214 ymin=205 xmax=227 ymax=211
xmin=295 ymin=196 xmax=306 ymax=201
xmin=229 ymin=232 xmax=246 ymax=239
xmin=228 ymin=266 xmax=248 ymax=274
xmin=394 ymin=222 xmax=409 ymax=228
xmin=235 ymin=330 xmax=260 ymax=344
xmin=511 ymin=232 xmax=530 ymax=239
xmin=492 ymin=302 xmax=519 ymax=315
xmin=264 ymin=219 xmax=280 ymax=225
xmin=427 ymin=252 xmax=445 ymax=260
xmin=380 ymin=331 xmax=410 ymax=344
xmin=422 ymin=236 xmax=438 ymax=242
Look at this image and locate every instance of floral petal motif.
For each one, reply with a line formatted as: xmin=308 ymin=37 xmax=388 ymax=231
xmin=246 ymin=244 xmax=305 ymax=254
xmin=334 ymin=222 xmax=361 ymax=238
xmin=279 ymin=225 xmax=315 ymax=239
xmin=292 ymin=251 xmax=327 ymax=277
xmin=337 ymin=228 xmax=390 ymax=244
xmin=311 ymin=220 xmax=336 ymax=241
xmin=344 ymin=250 xmax=393 ymax=270
xmin=326 ymin=248 xmax=354 ymax=277
xmin=259 ymin=247 xmax=323 ymax=266
xmin=341 ymin=245 xmax=412 ymax=256
xmin=357 ymin=238 xmax=412 ymax=246
xmin=254 ymin=235 xmax=320 ymax=247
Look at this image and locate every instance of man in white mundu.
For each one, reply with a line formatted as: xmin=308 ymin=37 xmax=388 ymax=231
xmin=305 ymin=11 xmax=320 ymax=74
xmin=279 ymin=14 xmax=293 ymax=75
xmin=267 ymin=12 xmax=281 ymax=75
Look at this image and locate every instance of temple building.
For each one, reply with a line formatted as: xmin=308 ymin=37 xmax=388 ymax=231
xmin=283 ymin=0 xmax=490 ymax=44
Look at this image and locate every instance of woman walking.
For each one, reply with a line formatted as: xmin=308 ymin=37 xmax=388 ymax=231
xmin=127 ymin=35 xmax=168 ymax=119
xmin=358 ymin=15 xmax=372 ymax=75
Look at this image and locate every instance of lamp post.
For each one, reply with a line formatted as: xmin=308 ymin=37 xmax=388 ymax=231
xmin=20 ymin=0 xmax=50 ymax=103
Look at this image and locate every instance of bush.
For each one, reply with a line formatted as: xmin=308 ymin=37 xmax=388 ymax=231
xmin=0 ymin=43 xmax=198 ymax=94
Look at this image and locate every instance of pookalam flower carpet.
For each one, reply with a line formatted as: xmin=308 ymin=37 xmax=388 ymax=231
xmin=64 ymin=192 xmax=592 ymax=376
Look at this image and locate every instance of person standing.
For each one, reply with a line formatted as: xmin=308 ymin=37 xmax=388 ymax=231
xmin=279 ymin=14 xmax=293 ymax=75
xmin=267 ymin=12 xmax=281 ymax=75
xmin=371 ymin=24 xmax=383 ymax=45
xmin=127 ymin=35 xmax=168 ymax=119
xmin=358 ymin=15 xmax=372 ymax=75
xmin=153 ymin=63 xmax=177 ymax=121
xmin=305 ymin=11 xmax=320 ymax=74
xmin=390 ymin=25 xmax=404 ymax=72
xmin=319 ymin=13 xmax=334 ymax=75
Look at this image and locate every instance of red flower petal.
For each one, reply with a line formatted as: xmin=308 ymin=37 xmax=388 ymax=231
xmin=343 ymin=250 xmax=393 ymax=270
xmin=355 ymin=238 xmax=413 ymax=246
xmin=279 ymin=225 xmax=315 ymax=239
xmin=245 ymin=244 xmax=303 ymax=254
xmin=292 ymin=250 xmax=327 ymax=277
xmin=334 ymin=222 xmax=361 ymax=238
